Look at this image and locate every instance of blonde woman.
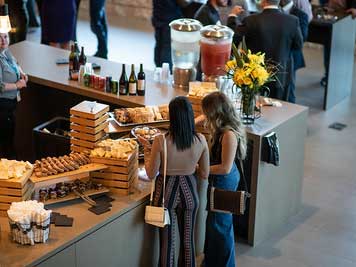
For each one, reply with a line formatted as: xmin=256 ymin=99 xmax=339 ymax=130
xmin=201 ymin=91 xmax=247 ymax=267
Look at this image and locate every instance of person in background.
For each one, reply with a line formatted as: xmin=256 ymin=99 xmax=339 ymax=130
xmin=139 ymin=96 xmax=209 ymax=267
xmin=219 ymin=0 xmax=250 ymax=25
xmin=294 ymin=0 xmax=313 ymax=22
xmin=200 ymin=92 xmax=247 ymax=267
xmin=321 ymin=0 xmax=356 ymax=87
xmin=182 ymin=0 xmax=207 ymax=18
xmin=229 ymin=0 xmax=303 ymax=101
xmin=152 ymin=0 xmax=185 ymax=70
xmin=0 ymin=32 xmax=27 ymax=158
xmin=27 ymin=0 xmax=40 ymax=28
xmin=41 ymin=0 xmax=76 ymax=49
xmin=280 ymin=0 xmax=309 ymax=103
xmin=90 ymin=0 xmax=108 ymax=58
xmin=6 ymin=0 xmax=29 ymax=44
xmin=194 ymin=0 xmax=244 ymax=26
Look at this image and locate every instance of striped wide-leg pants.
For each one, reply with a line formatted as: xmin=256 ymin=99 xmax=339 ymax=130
xmin=153 ymin=174 xmax=199 ymax=267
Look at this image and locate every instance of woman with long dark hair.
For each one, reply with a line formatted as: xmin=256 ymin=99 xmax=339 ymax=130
xmin=201 ymin=91 xmax=247 ymax=267
xmin=139 ymin=96 xmax=209 ymax=267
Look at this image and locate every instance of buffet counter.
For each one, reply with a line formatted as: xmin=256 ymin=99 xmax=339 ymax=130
xmin=2 ymin=40 xmax=309 ymax=257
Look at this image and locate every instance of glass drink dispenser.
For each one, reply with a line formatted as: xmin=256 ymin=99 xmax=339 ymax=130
xmin=169 ymin=19 xmax=202 ymax=90
xmin=200 ymin=25 xmax=234 ymax=82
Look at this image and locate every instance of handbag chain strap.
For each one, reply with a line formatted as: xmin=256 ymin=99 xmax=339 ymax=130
xmin=149 ymin=134 xmax=167 ymax=207
xmin=237 ymin=139 xmax=251 ymax=198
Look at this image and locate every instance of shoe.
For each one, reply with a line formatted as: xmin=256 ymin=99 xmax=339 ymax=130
xmin=93 ymin=52 xmax=108 ymax=59
xmin=320 ymin=76 xmax=327 ymax=87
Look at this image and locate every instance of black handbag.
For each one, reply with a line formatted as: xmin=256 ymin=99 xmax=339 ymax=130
xmin=261 ymin=132 xmax=280 ymax=166
xmin=208 ymin=157 xmax=251 ymax=215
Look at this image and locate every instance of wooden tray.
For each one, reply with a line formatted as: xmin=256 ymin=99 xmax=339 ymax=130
xmin=108 ymin=112 xmax=169 ymax=127
xmin=0 ymin=168 xmax=33 ymax=189
xmin=43 ymin=187 xmax=110 ymax=206
xmin=70 ymin=101 xmax=109 ymax=120
xmin=70 ymin=114 xmax=109 ymax=127
xmin=30 ymin=163 xmax=108 ymax=188
xmin=90 ymin=151 xmax=137 ymax=167
xmin=70 ymin=130 xmax=106 ymax=142
xmin=71 ymin=121 xmax=108 ymax=135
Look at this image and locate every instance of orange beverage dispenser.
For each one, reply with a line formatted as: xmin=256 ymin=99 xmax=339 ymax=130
xmin=200 ymin=25 xmax=234 ymax=84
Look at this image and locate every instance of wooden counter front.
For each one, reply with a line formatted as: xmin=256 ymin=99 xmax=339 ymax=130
xmin=9 ymin=41 xmax=187 ymax=108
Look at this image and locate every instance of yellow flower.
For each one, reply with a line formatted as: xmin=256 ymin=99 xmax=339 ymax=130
xmin=248 ymin=52 xmax=265 ymax=65
xmin=243 ymin=76 xmax=252 ymax=86
xmin=225 ymin=59 xmax=237 ymax=71
xmin=233 ymin=69 xmax=245 ymax=86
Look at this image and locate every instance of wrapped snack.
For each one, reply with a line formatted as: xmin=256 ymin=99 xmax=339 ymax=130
xmin=7 ymin=200 xmax=51 ymax=245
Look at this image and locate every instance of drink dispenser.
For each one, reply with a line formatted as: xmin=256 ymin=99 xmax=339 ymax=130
xmin=169 ymin=19 xmax=202 ymax=90
xmin=200 ymin=25 xmax=234 ymax=81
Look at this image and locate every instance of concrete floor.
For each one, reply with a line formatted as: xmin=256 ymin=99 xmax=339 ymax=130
xmin=26 ymin=21 xmax=356 ymax=267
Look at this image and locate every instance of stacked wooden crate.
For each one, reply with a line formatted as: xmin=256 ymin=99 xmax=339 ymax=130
xmin=188 ymin=95 xmax=204 ymax=118
xmin=90 ymin=149 xmax=138 ymax=196
xmin=70 ymin=101 xmax=109 ymax=154
xmin=0 ymin=170 xmax=34 ymax=217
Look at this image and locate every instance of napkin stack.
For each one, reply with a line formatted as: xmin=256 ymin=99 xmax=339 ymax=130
xmin=7 ymin=200 xmax=52 ymax=245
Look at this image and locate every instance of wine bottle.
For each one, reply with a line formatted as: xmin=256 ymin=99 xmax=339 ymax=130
xmin=137 ymin=63 xmax=146 ymax=96
xmin=119 ymin=64 xmax=128 ymax=95
xmin=128 ymin=64 xmax=137 ymax=96
xmin=69 ymin=44 xmax=75 ymax=78
xmin=79 ymin=46 xmax=87 ymax=66
xmin=74 ymin=41 xmax=80 ymax=54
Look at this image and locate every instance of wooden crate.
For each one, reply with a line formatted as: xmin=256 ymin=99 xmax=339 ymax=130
xmin=188 ymin=95 xmax=204 ymax=117
xmin=70 ymin=114 xmax=109 ymax=128
xmin=70 ymin=130 xmax=106 ymax=142
xmin=71 ymin=121 xmax=108 ymax=135
xmin=70 ymin=138 xmax=101 ymax=149
xmin=0 ymin=169 xmax=34 ymax=216
xmin=70 ymin=145 xmax=91 ymax=154
xmin=90 ymin=150 xmax=138 ymax=195
xmin=70 ymin=101 xmax=109 ymax=120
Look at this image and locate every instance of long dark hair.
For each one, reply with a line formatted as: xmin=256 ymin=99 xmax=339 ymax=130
xmin=169 ymin=96 xmax=199 ymax=151
xmin=202 ymin=92 xmax=247 ymax=159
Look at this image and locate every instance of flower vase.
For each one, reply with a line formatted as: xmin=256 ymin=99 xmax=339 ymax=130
xmin=240 ymin=92 xmax=256 ymax=124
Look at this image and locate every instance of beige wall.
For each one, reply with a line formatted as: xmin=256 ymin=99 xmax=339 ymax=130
xmin=79 ymin=0 xmax=153 ymax=29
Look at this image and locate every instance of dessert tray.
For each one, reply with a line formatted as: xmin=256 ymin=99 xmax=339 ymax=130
xmin=109 ymin=105 xmax=169 ymax=127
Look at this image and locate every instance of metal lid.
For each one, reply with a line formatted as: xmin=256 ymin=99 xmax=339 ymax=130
xmin=169 ymin=19 xmax=202 ymax=32
xmin=200 ymin=25 xmax=234 ymax=39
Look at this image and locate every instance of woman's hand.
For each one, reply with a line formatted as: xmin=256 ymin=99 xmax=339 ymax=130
xmin=21 ymin=72 xmax=28 ymax=82
xmin=15 ymin=79 xmax=27 ymax=89
xmin=195 ymin=114 xmax=206 ymax=126
xmin=137 ymin=136 xmax=152 ymax=150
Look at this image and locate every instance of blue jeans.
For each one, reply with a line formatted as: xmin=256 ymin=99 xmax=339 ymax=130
xmin=90 ymin=0 xmax=108 ymax=58
xmin=204 ymin=164 xmax=240 ymax=267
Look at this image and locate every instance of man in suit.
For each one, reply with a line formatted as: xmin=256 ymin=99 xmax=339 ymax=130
xmin=280 ymin=0 xmax=309 ymax=103
xmin=152 ymin=0 xmax=185 ymax=70
xmin=194 ymin=0 xmax=244 ymax=26
xmin=228 ymin=0 xmax=303 ymax=101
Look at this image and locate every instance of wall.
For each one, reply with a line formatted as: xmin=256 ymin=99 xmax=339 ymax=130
xmin=79 ymin=0 xmax=153 ymax=30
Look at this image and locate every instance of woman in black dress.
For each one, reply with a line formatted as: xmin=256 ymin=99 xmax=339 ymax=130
xmin=41 ymin=0 xmax=76 ymax=49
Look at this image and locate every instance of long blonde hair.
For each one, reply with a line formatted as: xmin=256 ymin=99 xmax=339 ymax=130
xmin=202 ymin=92 xmax=247 ymax=160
